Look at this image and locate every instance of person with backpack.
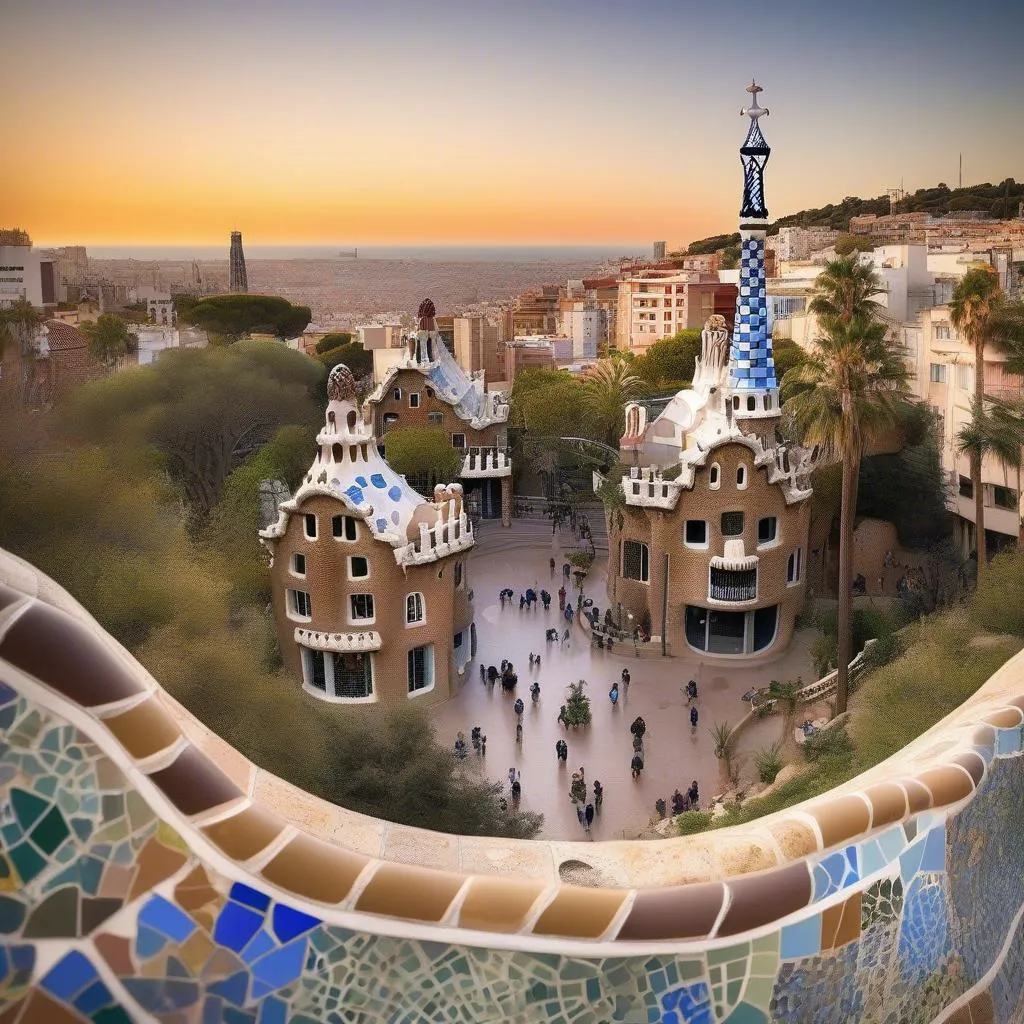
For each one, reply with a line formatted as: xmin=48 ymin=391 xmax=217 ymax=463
xmin=685 ymin=679 xmax=698 ymax=704
xmin=592 ymin=780 xmax=603 ymax=811
xmin=688 ymin=779 xmax=700 ymax=809
xmin=690 ymin=705 xmax=699 ymax=730
xmin=513 ymin=697 xmax=524 ymax=718
xmin=631 ymin=753 xmax=644 ymax=779
xmin=584 ymin=803 xmax=595 ymax=832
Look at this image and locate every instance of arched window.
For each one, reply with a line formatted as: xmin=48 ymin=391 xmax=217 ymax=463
xmin=736 ymin=464 xmax=747 ymax=489
xmin=406 ymin=592 xmax=425 ymax=625
xmin=709 ymin=463 xmax=721 ymax=489
xmin=347 ymin=410 xmax=357 ymax=429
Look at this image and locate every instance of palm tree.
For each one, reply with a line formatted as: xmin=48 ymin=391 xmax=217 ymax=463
xmin=957 ymin=396 xmax=1024 ymax=549
xmin=784 ymin=310 xmax=910 ymax=715
xmin=808 ymin=255 xmax=885 ymax=324
xmin=579 ymin=358 xmax=646 ymax=448
xmin=949 ymin=267 xmax=1024 ymax=571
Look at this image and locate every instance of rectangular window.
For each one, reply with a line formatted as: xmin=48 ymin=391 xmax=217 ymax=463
xmin=992 ymin=484 xmax=1017 ymax=510
xmin=303 ymin=648 xmax=327 ymax=691
xmin=288 ymin=589 xmax=311 ymax=619
xmin=350 ymin=594 xmax=375 ymax=621
xmin=409 ymin=392 xmax=420 ymax=408
xmin=684 ymin=520 xmax=708 ymax=548
xmin=454 ymin=561 xmax=463 ymax=587
xmin=935 ymin=324 xmax=951 ymax=340
xmin=428 ymin=411 xmax=444 ymax=425
xmin=291 ymin=553 xmax=306 ymax=576
xmin=332 ymin=651 xmax=373 ymax=699
xmin=959 ymin=474 xmax=973 ymax=499
xmin=956 ymin=364 xmax=974 ymax=392
xmin=303 ymin=514 xmax=317 ymax=539
xmin=408 ymin=644 xmax=434 ymax=694
xmin=721 ymin=511 xmax=744 ymax=537
xmin=332 ymin=515 xmax=358 ymax=540
xmin=622 ymin=540 xmax=649 ymax=582
xmin=929 ymin=362 xmax=947 ymax=383
xmin=757 ymin=516 xmax=778 ymax=545
xmin=787 ymin=548 xmax=802 ymax=584
xmin=453 ymin=631 xmax=463 ymax=649
xmin=406 ymin=592 xmax=425 ymax=624
xmin=349 ymin=556 xmax=369 ymax=579
xmin=451 ymin=433 xmax=466 ymax=449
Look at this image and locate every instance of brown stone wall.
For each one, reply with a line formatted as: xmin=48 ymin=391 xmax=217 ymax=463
xmin=372 ymin=369 xmax=503 ymax=449
xmin=606 ymin=442 xmax=810 ymax=658
xmin=266 ymin=494 xmax=471 ymax=709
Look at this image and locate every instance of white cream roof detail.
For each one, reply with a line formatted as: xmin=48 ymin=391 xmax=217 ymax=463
xmin=259 ymin=365 xmax=474 ymax=564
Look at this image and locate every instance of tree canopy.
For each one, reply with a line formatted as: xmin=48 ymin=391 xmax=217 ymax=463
xmin=317 ymin=338 xmax=373 ymax=377
xmin=382 ymin=426 xmax=462 ymax=494
xmin=66 ymin=340 xmax=324 ymax=519
xmin=180 ymin=294 xmax=312 ymax=341
xmin=631 ymin=329 xmax=702 ymax=389
xmin=81 ymin=313 xmax=137 ymax=370
xmin=315 ymin=332 xmax=353 ymax=354
xmin=509 ymin=368 xmax=587 ymax=438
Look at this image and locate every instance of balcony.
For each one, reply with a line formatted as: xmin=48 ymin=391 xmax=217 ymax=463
xmin=461 ymin=446 xmax=511 ymax=478
xmin=709 ymin=566 xmax=757 ymax=602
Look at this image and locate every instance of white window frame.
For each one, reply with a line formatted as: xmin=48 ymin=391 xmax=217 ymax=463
xmin=290 ymin=552 xmax=307 ymax=577
xmin=333 ymin=515 xmax=358 ymax=542
xmin=428 ymin=411 xmax=444 ymax=425
xmin=787 ymin=548 xmax=803 ymax=585
xmin=451 ymin=432 xmax=466 ymax=449
xmin=622 ymin=540 xmax=650 ymax=583
xmin=348 ymin=555 xmax=369 ymax=580
xmin=303 ymin=513 xmax=317 ymax=540
xmin=409 ymin=392 xmax=420 ymax=409
xmin=929 ymin=362 xmax=947 ymax=384
xmin=406 ymin=592 xmax=426 ymax=626
xmin=684 ymin=519 xmax=709 ymax=550
xmin=955 ymin=364 xmax=974 ymax=392
xmin=393 ymin=387 xmax=403 ymax=400
xmin=709 ymin=463 xmax=721 ymax=490
xmin=300 ymin=647 xmax=376 ymax=703
xmin=757 ymin=516 xmax=778 ymax=548
xmin=349 ymin=593 xmax=375 ymax=624
xmin=287 ymin=589 xmax=312 ymax=622
xmin=407 ymin=643 xmax=435 ymax=696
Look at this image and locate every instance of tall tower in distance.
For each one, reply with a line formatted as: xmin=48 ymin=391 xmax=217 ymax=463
xmin=229 ymin=231 xmax=248 ymax=294
xmin=726 ymin=80 xmax=778 ymax=427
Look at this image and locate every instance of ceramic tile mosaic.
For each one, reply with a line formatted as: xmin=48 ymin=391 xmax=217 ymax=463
xmin=4 ymin=562 xmax=1024 ymax=1023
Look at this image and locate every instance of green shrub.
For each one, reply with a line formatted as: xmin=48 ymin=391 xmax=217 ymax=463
xmin=754 ymin=741 xmax=784 ymax=783
xmin=564 ymin=680 xmax=592 ymax=727
xmin=802 ymin=724 xmax=851 ymax=764
xmin=676 ymin=811 xmax=713 ymax=835
xmin=972 ymin=549 xmax=1024 ymax=636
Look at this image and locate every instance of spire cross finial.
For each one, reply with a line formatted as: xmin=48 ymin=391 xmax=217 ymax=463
xmin=741 ymin=79 xmax=768 ymax=121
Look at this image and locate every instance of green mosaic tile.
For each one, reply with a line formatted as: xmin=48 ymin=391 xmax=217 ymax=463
xmin=744 ymin=975 xmax=775 ymax=1009
xmin=9 ymin=840 xmax=46 ymax=883
xmin=30 ymin=805 xmax=70 ymax=854
xmin=751 ymin=931 xmax=780 ymax=955
xmin=679 ymin=959 xmax=704 ymax=981
xmin=709 ymin=942 xmax=749 ymax=966
xmin=11 ymin=788 xmax=48 ymax=831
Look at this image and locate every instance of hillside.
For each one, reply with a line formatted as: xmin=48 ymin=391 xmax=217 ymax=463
xmin=686 ymin=179 xmax=1023 ymax=255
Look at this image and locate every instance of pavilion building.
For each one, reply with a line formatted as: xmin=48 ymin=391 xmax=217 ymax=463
xmin=602 ymin=83 xmax=814 ymax=659
xmin=366 ymin=300 xmax=513 ymax=525
xmin=260 ymin=364 xmax=475 ymax=706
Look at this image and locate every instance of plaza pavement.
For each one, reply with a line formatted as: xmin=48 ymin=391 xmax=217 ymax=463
xmin=431 ymin=518 xmax=816 ymax=841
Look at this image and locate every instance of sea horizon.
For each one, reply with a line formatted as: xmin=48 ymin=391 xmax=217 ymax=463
xmin=65 ymin=244 xmax=649 ymax=263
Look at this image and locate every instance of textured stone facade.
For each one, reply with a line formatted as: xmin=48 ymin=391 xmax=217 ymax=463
xmin=607 ymin=442 xmax=810 ymax=657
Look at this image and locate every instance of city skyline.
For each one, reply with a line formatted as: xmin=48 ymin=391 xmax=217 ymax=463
xmin=5 ymin=0 xmax=1023 ymax=248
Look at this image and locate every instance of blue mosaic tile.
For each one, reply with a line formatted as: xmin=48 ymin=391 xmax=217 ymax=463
xmin=41 ymin=949 xmax=97 ymax=1000
xmin=214 ymin=901 xmax=264 ymax=952
xmin=251 ymin=938 xmax=308 ymax=998
xmin=780 ymin=916 xmax=821 ymax=959
xmin=660 ymin=980 xmax=712 ymax=1024
xmin=900 ymin=836 xmax=925 ymax=884
xmin=74 ymin=978 xmax=114 ymax=1015
xmin=920 ymin=826 xmax=946 ymax=872
xmin=242 ymin=928 xmax=276 ymax=964
xmin=270 ymin=903 xmax=320 ymax=944
xmin=138 ymin=894 xmax=197 ymax=943
xmin=995 ymin=726 xmax=1021 ymax=755
xmin=230 ymin=882 xmax=271 ymax=913
xmin=209 ymin=970 xmax=249 ymax=1007
xmin=898 ymin=874 xmax=952 ymax=983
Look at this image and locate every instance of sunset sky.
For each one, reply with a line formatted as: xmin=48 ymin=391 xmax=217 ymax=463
xmin=4 ymin=0 xmax=1022 ymax=249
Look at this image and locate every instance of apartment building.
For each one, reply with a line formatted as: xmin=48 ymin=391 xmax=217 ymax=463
xmin=616 ymin=271 xmax=737 ymax=354
xmin=453 ymin=315 xmax=506 ymax=381
xmin=766 ymin=226 xmax=840 ymax=261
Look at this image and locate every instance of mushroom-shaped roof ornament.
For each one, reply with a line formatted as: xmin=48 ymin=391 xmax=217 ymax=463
xmin=417 ymin=298 xmax=437 ymax=331
xmin=327 ymin=363 xmax=358 ymax=402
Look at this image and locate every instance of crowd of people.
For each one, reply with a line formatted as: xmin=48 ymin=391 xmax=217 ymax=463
xmin=654 ymin=779 xmax=701 ymax=819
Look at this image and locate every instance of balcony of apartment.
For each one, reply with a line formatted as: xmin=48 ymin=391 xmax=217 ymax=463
xmin=950 ymin=471 xmax=1021 ymax=538
xmin=461 ymin=445 xmax=512 ymax=479
xmin=708 ymin=543 xmax=759 ymax=604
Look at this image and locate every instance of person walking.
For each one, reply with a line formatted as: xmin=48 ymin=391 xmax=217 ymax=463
xmin=690 ymin=705 xmax=699 ymax=730
xmin=685 ymin=679 xmax=698 ymax=704
xmin=479 ymin=664 xmax=486 ymax=683
xmin=511 ymin=774 xmax=521 ymax=808
xmin=655 ymin=797 xmax=667 ymax=818
xmin=549 ymin=557 xmax=556 ymax=577
xmin=576 ymin=804 xmax=586 ymax=829
xmin=621 ymin=668 xmax=630 ymax=693
xmin=630 ymin=716 xmax=646 ymax=740
xmin=584 ymin=803 xmax=594 ymax=832
xmin=688 ymin=779 xmax=700 ymax=809
xmin=558 ymin=586 xmax=566 ymax=611
xmin=609 ymin=683 xmax=619 ymax=707
xmin=631 ymin=753 xmax=644 ymax=779
xmin=562 ymin=628 xmax=570 ymax=645
xmin=479 ymin=734 xmax=486 ymax=756
xmin=632 ymin=732 xmax=643 ymax=754
xmin=508 ymin=767 xmax=517 ymax=789
xmin=513 ymin=697 xmax=524 ymax=719
xmin=515 ymin=722 xmax=523 ymax=745
xmin=592 ymin=780 xmax=603 ymax=811
xmin=557 ymin=704 xmax=567 ymax=727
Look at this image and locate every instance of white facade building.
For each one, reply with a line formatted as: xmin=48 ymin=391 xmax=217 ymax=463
xmin=766 ymin=226 xmax=840 ymax=261
xmin=558 ymin=307 xmax=603 ymax=359
xmin=0 ymin=245 xmax=50 ymax=308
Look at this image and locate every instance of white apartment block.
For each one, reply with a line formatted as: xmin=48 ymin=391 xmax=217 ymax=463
xmin=558 ymin=306 xmax=604 ymax=360
xmin=616 ymin=272 xmax=731 ymax=354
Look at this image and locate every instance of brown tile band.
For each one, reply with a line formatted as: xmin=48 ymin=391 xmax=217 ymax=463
xmin=917 ymin=765 xmax=975 ymax=807
xmin=261 ymin=833 xmax=368 ymax=904
xmin=356 ymin=863 xmax=465 ymax=923
xmin=616 ymin=881 xmax=726 ymax=941
xmin=202 ymin=806 xmax=288 ymax=861
xmin=809 ymin=794 xmax=871 ymax=849
xmin=531 ymin=887 xmax=629 ymax=939
xmin=101 ymin=698 xmax=181 ymax=760
xmin=951 ymin=752 xmax=986 ymax=787
xmin=716 ymin=860 xmax=812 ymax=937
xmin=904 ymin=778 xmax=933 ymax=813
xmin=863 ymin=783 xmax=907 ymax=829
xmin=458 ymin=877 xmax=546 ymax=934
xmin=0 ymin=600 xmax=146 ymax=706
xmin=146 ymin=744 xmax=243 ymax=816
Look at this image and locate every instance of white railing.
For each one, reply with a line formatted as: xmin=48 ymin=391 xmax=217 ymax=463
xmin=394 ymin=509 xmax=475 ymax=566
xmin=461 ymin=446 xmax=511 ymax=477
